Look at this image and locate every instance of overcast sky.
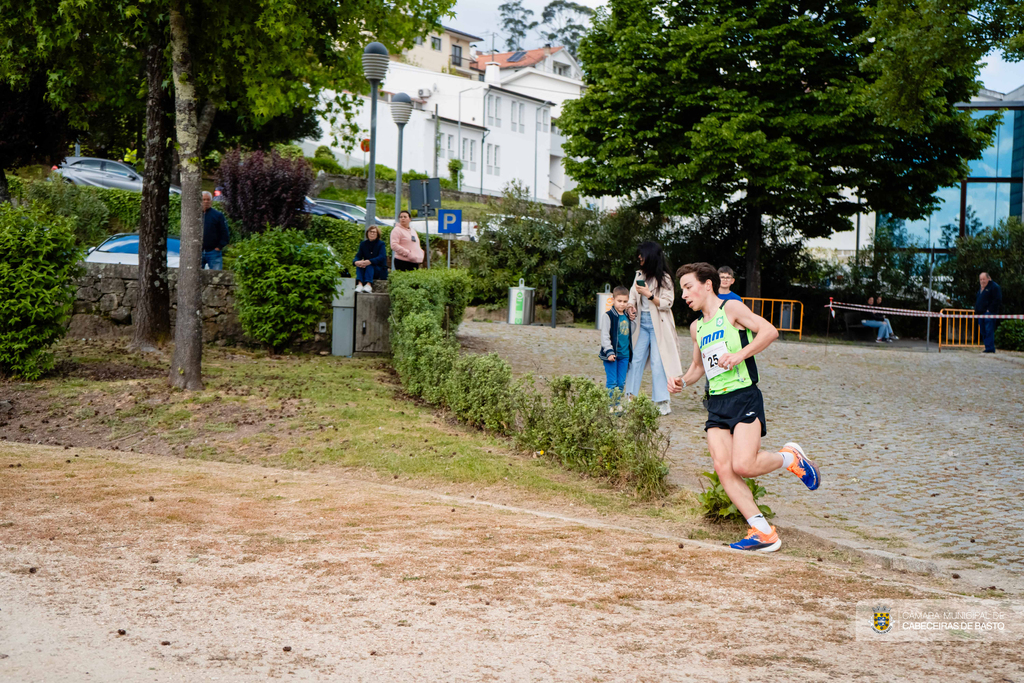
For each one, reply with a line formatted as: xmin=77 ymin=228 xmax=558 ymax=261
xmin=449 ymin=0 xmax=1021 ymax=93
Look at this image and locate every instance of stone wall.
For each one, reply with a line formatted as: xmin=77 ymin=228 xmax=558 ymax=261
xmin=71 ymin=263 xmax=242 ymax=343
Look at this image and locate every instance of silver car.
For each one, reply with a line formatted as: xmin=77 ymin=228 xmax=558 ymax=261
xmin=54 ymin=157 xmax=182 ymax=194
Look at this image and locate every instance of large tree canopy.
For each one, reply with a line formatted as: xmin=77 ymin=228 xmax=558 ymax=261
xmin=863 ymin=0 xmax=1024 ymax=131
xmin=559 ymin=0 xmax=995 ymax=294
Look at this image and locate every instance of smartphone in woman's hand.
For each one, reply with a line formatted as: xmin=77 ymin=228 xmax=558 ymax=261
xmin=636 ymin=278 xmax=646 ymax=288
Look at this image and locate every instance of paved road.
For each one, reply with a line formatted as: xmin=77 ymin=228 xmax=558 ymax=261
xmin=460 ymin=321 xmax=1024 ymax=585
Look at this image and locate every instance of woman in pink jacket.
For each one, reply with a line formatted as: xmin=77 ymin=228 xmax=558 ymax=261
xmin=390 ymin=210 xmax=424 ymax=271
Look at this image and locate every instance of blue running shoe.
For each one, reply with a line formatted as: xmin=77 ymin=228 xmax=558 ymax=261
xmin=781 ymin=442 xmax=820 ymax=491
xmin=730 ymin=526 xmax=781 ymax=552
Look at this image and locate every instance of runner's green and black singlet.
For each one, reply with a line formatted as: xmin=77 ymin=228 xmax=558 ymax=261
xmin=696 ymin=302 xmax=759 ymax=396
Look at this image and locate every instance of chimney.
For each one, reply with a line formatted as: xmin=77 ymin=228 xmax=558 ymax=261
xmin=543 ymin=44 xmax=552 ymax=56
xmin=485 ymin=61 xmax=501 ymax=85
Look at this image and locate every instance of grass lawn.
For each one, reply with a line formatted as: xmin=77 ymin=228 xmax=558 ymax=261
xmin=1 ymin=339 xmax=712 ymax=528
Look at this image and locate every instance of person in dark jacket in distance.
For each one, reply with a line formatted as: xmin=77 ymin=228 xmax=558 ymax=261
xmin=353 ymin=225 xmax=388 ymax=293
xmin=201 ymin=190 xmax=230 ymax=270
xmin=975 ymin=272 xmax=1003 ymax=354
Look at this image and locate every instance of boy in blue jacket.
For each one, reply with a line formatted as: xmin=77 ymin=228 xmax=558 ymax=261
xmin=599 ymin=286 xmax=633 ymax=407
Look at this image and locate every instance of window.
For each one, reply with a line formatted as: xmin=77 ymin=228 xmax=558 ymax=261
xmin=105 ymin=162 xmax=135 ymax=178
xmin=447 ymin=134 xmax=454 ymax=159
xmin=494 ymin=145 xmax=500 ymax=175
xmin=72 ymin=159 xmax=104 ymax=170
xmin=486 ymin=96 xmax=494 ymax=126
xmin=554 ymin=63 xmax=570 ymax=77
xmin=510 ymin=100 xmax=518 ymax=129
xmin=543 ymin=109 xmax=550 ymax=133
xmin=430 ymin=36 xmax=442 ymax=51
xmin=414 ymin=36 xmax=424 ymax=45
xmin=494 ymin=96 xmax=502 ymax=126
xmin=468 ymin=140 xmax=476 ymax=172
xmin=451 ymin=44 xmax=462 ymax=67
xmin=462 ymin=138 xmax=468 ymax=162
xmin=486 ymin=144 xmax=493 ymax=175
xmin=519 ymin=103 xmax=525 ymax=133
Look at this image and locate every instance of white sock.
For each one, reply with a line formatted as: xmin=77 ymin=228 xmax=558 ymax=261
xmin=747 ymin=514 xmax=772 ymax=535
xmin=780 ymin=450 xmax=794 ymax=469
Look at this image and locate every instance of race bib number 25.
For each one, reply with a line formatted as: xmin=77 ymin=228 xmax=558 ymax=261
xmin=701 ymin=341 xmax=730 ymax=380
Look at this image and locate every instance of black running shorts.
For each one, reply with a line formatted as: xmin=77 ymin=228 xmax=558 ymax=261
xmin=704 ymin=385 xmax=767 ymax=437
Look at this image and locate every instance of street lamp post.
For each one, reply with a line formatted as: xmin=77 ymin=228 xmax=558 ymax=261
xmin=390 ymin=93 xmax=412 ymax=222
xmin=362 ymin=42 xmax=390 ymax=232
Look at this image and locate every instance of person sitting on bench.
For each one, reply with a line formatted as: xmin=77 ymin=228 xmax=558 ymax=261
xmin=861 ymin=296 xmax=894 ymax=343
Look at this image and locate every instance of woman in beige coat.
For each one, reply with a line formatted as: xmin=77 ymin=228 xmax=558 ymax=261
xmin=624 ymin=242 xmax=683 ymax=415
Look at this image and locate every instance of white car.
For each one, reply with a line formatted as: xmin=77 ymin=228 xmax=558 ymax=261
xmin=84 ymin=233 xmax=181 ymax=268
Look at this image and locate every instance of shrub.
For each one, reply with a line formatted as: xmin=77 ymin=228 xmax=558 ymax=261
xmin=995 ymin=320 xmax=1024 ymax=352
xmin=26 ymin=179 xmax=110 ymax=246
xmin=314 ymin=145 xmax=335 ymax=160
xmin=317 ymin=186 xmax=343 ymax=201
xmin=697 ymin=471 xmax=774 ymax=521
xmin=218 ymin=148 xmax=313 ymax=238
xmin=0 ymin=204 xmax=81 ymax=379
xmin=447 ymin=158 xmax=463 ymax=188
xmin=273 ymin=143 xmax=304 ymax=159
xmin=402 ymin=170 xmax=429 ymax=182
xmin=561 ymin=190 xmax=579 ymax=207
xmin=309 ymin=156 xmax=343 ymax=174
xmin=6 ymin=174 xmax=26 ymax=201
xmin=231 ymin=228 xmax=341 ymax=352
xmin=88 ymin=187 xmax=182 ymax=236
xmin=388 ymin=268 xmax=669 ymax=498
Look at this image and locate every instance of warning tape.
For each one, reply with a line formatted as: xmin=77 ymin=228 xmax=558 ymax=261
xmin=825 ymin=300 xmax=1024 ymax=320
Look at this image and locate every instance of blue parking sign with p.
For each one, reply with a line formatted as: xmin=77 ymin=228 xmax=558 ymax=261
xmin=438 ymin=209 xmax=462 ymax=234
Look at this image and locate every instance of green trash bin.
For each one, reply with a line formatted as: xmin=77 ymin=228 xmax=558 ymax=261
xmin=507 ymin=278 xmax=535 ymax=325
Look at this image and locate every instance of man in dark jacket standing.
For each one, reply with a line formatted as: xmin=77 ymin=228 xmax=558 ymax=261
xmin=975 ymin=272 xmax=1002 ymax=353
xmin=201 ymin=191 xmax=230 ymax=270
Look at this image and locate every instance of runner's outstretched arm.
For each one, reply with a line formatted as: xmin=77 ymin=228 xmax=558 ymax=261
xmin=717 ymin=301 xmax=778 ymax=371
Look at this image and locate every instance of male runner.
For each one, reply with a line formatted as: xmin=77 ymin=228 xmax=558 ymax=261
xmin=667 ymin=263 xmax=820 ymax=552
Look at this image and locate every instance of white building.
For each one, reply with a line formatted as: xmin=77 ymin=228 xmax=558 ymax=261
xmin=302 ymin=60 xmax=557 ymax=204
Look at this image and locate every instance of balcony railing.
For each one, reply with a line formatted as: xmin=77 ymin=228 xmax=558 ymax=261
xmin=449 ymin=54 xmax=471 ymax=69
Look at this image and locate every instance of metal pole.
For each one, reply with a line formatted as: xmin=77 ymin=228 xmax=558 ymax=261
xmin=534 ymin=108 xmax=539 ymax=202
xmin=433 ymin=105 xmax=439 ymax=178
xmin=421 ymin=180 xmax=431 ymax=269
xmin=365 ymin=79 xmax=380 ymax=230
xmin=447 ymin=237 xmax=451 ymax=269
xmin=551 ymin=274 xmax=557 ymax=328
xmin=926 ymin=252 xmax=935 ymax=351
xmin=394 ymin=122 xmax=405 ymax=222
xmin=457 ymin=93 xmax=462 ymax=190
xmin=855 ymin=198 xmax=861 ymax=264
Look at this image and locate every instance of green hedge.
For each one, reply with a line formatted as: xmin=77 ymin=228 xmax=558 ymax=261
xmin=995 ymin=320 xmax=1024 ymax=352
xmin=306 ymin=216 xmax=394 ymax=274
xmin=0 ymin=204 xmax=81 ymax=379
xmin=232 ymin=228 xmax=341 ymax=351
xmin=388 ymin=269 xmax=669 ymax=498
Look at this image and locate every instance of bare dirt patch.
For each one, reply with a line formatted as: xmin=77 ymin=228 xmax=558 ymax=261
xmin=1 ymin=444 xmax=1021 ymax=682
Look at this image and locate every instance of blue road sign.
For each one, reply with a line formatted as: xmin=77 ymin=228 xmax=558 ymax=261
xmin=438 ymin=209 xmax=462 ymax=234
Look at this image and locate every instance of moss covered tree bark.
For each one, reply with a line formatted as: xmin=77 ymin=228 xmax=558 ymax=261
xmin=131 ymin=39 xmax=173 ymax=353
xmin=168 ymin=0 xmax=204 ymax=390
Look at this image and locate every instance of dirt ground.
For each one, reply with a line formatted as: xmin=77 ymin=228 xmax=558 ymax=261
xmin=2 ymin=443 xmax=1022 ymax=682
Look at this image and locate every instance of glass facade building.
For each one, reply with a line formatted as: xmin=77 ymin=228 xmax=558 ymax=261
xmin=889 ymin=102 xmax=1024 ymax=250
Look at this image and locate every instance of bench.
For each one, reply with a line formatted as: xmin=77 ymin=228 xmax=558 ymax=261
xmin=843 ymin=311 xmax=880 ymax=342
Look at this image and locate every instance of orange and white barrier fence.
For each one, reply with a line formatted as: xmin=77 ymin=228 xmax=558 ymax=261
xmin=744 ymin=298 xmax=804 ymax=339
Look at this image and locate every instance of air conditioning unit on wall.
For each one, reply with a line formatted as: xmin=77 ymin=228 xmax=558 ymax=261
xmin=418 ymin=88 xmax=432 ymax=98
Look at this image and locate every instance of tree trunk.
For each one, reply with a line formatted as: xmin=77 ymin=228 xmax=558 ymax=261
xmin=130 ymin=40 xmax=173 ymax=354
xmin=170 ymin=98 xmax=215 ymax=187
xmin=743 ymin=205 xmax=763 ymax=298
xmin=168 ymin=0 xmax=204 ymax=391
xmin=0 ymin=170 xmax=10 ymax=205
xmin=197 ymin=99 xmax=217 ymax=153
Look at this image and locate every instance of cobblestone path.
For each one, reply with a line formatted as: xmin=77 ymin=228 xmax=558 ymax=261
xmin=460 ymin=321 xmax=1024 ymax=582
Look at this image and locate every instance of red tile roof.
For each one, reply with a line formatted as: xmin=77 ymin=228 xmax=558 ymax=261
xmin=471 ymin=46 xmax=564 ymax=71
